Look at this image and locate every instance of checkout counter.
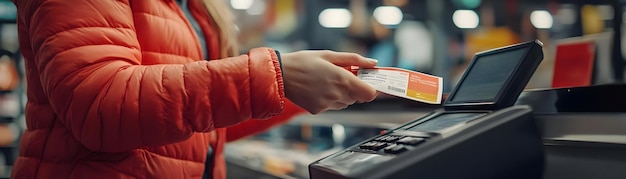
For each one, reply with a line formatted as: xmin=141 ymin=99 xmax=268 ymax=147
xmin=225 ymin=40 xmax=626 ymax=179
xmin=226 ymin=85 xmax=626 ymax=179
xmin=518 ymin=84 xmax=626 ymax=179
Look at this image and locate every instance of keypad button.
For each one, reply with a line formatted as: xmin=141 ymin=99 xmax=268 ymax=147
xmin=359 ymin=141 xmax=389 ymax=151
xmin=375 ymin=135 xmax=403 ymax=142
xmin=375 ymin=136 xmax=390 ymax=141
xmin=397 ymin=137 xmax=425 ymax=146
xmin=384 ymin=136 xmax=401 ymax=142
xmin=359 ymin=142 xmax=377 ymax=150
xmin=384 ymin=144 xmax=407 ymax=154
xmin=371 ymin=142 xmax=388 ymax=151
xmin=383 ymin=144 xmax=397 ymax=150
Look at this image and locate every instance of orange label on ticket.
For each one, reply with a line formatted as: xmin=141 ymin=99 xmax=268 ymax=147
xmin=357 ymin=67 xmax=443 ymax=104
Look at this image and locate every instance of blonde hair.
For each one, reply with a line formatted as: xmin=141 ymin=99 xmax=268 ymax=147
xmin=201 ymin=0 xmax=238 ymax=57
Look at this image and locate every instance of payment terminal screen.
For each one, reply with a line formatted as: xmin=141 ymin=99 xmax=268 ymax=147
xmin=449 ymin=48 xmax=527 ymax=102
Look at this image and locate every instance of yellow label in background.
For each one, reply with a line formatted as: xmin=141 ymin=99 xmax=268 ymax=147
xmin=357 ymin=67 xmax=443 ymax=104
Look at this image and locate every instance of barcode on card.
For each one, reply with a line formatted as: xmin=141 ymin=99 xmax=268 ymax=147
xmin=387 ymin=86 xmax=406 ymax=93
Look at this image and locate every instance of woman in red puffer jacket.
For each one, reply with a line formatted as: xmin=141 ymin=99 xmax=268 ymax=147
xmin=11 ymin=0 xmax=378 ymax=178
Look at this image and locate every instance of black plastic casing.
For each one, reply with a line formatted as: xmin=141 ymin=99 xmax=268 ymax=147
xmin=444 ymin=40 xmax=544 ymax=110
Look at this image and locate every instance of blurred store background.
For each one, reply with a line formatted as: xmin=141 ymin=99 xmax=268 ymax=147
xmin=1 ymin=0 xmax=626 ymax=178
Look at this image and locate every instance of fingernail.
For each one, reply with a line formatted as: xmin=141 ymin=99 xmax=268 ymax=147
xmin=367 ymin=58 xmax=378 ymax=63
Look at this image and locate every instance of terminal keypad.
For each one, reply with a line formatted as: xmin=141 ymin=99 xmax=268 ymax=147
xmin=356 ymin=135 xmax=427 ymax=155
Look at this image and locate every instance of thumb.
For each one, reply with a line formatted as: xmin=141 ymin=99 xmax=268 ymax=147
xmin=322 ymin=51 xmax=378 ymax=67
xmin=346 ymin=75 xmax=378 ymax=102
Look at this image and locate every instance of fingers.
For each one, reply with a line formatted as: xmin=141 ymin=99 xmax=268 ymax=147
xmin=322 ymin=51 xmax=378 ymax=68
xmin=347 ymin=76 xmax=377 ymax=102
xmin=338 ymin=94 xmax=357 ymax=106
xmin=329 ymin=102 xmax=350 ymax=110
xmin=332 ymin=65 xmax=377 ymax=103
xmin=342 ymin=66 xmax=360 ymax=75
xmin=312 ymin=102 xmax=350 ymax=114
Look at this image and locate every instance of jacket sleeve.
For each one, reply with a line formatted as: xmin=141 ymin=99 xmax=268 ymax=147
xmin=226 ymin=99 xmax=305 ymax=142
xmin=17 ymin=0 xmax=285 ymax=152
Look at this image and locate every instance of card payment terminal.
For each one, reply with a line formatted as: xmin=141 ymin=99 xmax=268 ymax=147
xmin=309 ymin=40 xmax=545 ymax=179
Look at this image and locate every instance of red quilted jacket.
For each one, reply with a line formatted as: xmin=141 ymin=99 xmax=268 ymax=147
xmin=11 ymin=0 xmax=304 ymax=178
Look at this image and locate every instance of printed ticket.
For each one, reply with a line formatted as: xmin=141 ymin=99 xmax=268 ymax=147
xmin=357 ymin=67 xmax=443 ymax=104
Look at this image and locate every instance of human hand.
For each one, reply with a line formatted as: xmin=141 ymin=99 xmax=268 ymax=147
xmin=280 ymin=50 xmax=378 ymax=114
